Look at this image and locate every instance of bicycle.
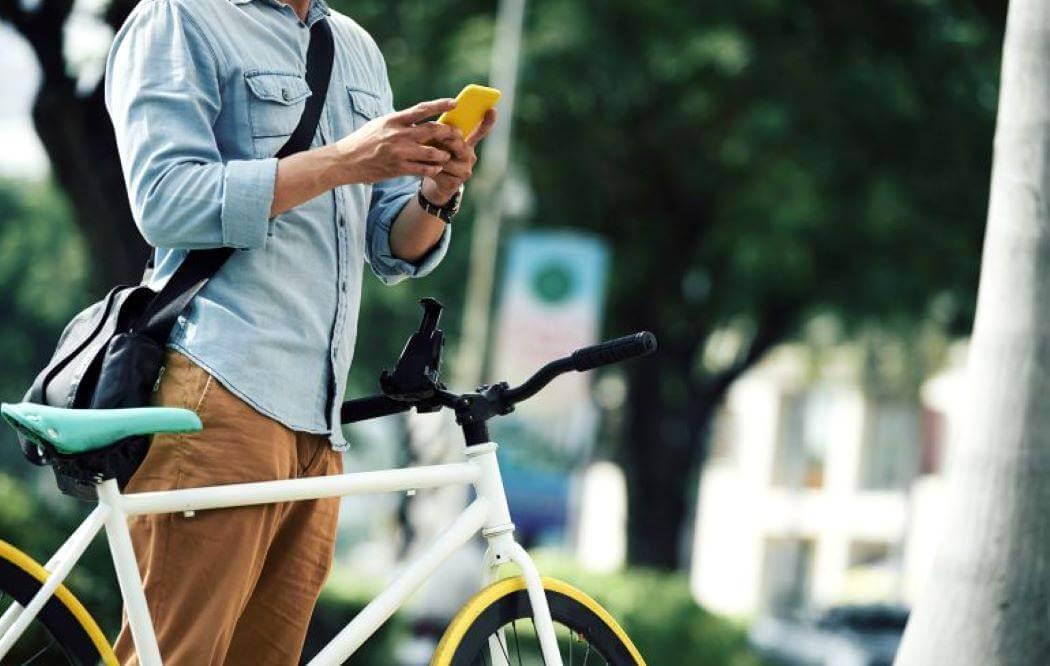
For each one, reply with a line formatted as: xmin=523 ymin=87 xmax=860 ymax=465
xmin=0 ymin=298 xmax=656 ymax=665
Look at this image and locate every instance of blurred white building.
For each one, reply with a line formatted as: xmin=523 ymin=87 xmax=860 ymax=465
xmin=690 ymin=342 xmax=967 ymax=617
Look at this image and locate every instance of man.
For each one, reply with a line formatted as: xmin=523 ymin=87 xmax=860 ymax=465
xmin=104 ymin=0 xmax=495 ymax=662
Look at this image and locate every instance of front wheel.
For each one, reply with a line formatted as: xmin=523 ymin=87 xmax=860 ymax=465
xmin=432 ymin=576 xmax=645 ymax=666
xmin=0 ymin=541 xmax=115 ymax=665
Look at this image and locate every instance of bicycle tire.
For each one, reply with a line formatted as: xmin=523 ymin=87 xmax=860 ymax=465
xmin=0 ymin=541 xmax=115 ymax=665
xmin=432 ymin=576 xmax=645 ymax=666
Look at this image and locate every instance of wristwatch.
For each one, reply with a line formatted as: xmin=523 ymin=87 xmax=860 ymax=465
xmin=418 ymin=184 xmax=464 ymax=223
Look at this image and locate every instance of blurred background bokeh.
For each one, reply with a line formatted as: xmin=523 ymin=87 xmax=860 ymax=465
xmin=0 ymin=0 xmax=1007 ymax=663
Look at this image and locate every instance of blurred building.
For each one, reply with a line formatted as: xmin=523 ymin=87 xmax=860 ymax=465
xmin=690 ymin=342 xmax=966 ymax=618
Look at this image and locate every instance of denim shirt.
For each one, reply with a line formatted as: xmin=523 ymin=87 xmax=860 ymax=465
xmin=105 ymin=0 xmax=450 ymax=446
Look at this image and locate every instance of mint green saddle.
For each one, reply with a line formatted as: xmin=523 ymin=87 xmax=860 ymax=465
xmin=1 ymin=402 xmax=202 ymax=456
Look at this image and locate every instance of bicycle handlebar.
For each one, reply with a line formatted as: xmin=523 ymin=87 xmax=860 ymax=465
xmin=340 ymin=395 xmax=411 ymax=423
xmin=501 ymin=332 xmax=657 ymax=404
xmin=340 ymin=330 xmax=657 ymax=425
xmin=570 ymin=331 xmax=658 ymax=372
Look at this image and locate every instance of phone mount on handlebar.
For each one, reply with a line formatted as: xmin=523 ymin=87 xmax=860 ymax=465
xmin=379 ymin=298 xmax=446 ymax=410
xmin=342 ymin=296 xmax=658 ymax=446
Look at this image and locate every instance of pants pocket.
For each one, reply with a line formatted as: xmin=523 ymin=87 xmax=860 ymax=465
xmin=125 ymin=352 xmax=213 ymax=493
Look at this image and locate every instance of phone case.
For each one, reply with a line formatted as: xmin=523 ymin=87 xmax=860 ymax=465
xmin=438 ymin=84 xmax=502 ymax=137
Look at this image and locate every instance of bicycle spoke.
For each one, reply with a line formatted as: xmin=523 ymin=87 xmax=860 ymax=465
xmin=511 ymin=620 xmax=522 ymax=666
xmin=496 ymin=630 xmax=511 ymax=665
xmin=21 ymin=635 xmax=55 ymax=666
xmin=529 ymin=618 xmax=537 ymax=663
xmin=481 ymin=616 xmax=614 ymax=666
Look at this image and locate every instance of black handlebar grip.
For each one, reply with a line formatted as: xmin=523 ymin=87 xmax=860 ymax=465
xmin=570 ymin=331 xmax=658 ymax=372
xmin=340 ymin=395 xmax=411 ymax=424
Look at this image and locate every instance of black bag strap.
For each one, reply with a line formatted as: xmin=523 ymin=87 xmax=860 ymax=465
xmin=277 ymin=20 xmax=335 ymax=159
xmin=137 ymin=18 xmax=335 ymax=341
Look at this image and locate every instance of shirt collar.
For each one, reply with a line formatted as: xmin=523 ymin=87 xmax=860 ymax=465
xmin=309 ymin=0 xmax=332 ymax=20
xmin=229 ymin=0 xmax=332 ymax=19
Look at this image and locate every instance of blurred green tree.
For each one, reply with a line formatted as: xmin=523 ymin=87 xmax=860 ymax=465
xmin=0 ymin=180 xmax=88 ymax=468
xmin=514 ymin=0 xmax=1003 ymax=568
xmin=354 ymin=0 xmax=1006 ymax=567
xmin=0 ymin=178 xmax=122 ymax=638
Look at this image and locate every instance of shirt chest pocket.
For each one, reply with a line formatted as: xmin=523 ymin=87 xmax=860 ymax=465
xmin=245 ymin=71 xmax=312 ymax=157
xmin=348 ymin=87 xmax=383 ymax=130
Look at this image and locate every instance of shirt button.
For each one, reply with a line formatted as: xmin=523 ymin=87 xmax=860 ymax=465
xmin=341 ymin=281 xmax=347 ymax=292
xmin=281 ymin=88 xmax=291 ymax=101
xmin=338 ymin=216 xmax=345 ymax=228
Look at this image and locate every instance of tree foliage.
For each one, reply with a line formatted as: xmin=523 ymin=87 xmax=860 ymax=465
xmin=341 ymin=0 xmax=1004 ymax=566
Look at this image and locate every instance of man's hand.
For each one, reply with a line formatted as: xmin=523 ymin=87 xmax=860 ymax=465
xmin=333 ymin=99 xmax=463 ymax=183
xmin=387 ymin=106 xmax=497 ymax=262
xmin=270 ymin=99 xmax=496 ymax=219
xmin=420 ymin=109 xmax=498 ymax=205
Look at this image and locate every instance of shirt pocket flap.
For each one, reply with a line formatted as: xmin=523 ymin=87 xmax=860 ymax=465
xmin=246 ymin=72 xmax=312 ymax=105
xmin=348 ymin=88 xmax=383 ymax=120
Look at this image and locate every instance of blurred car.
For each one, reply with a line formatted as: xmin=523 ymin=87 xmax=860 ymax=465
xmin=748 ymin=604 xmax=909 ymax=666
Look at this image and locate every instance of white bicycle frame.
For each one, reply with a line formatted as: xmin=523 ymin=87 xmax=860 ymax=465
xmin=0 ymin=440 xmax=565 ymax=666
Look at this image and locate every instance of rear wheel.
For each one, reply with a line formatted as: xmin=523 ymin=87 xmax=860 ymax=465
xmin=432 ymin=577 xmax=644 ymax=666
xmin=0 ymin=541 xmax=115 ymax=665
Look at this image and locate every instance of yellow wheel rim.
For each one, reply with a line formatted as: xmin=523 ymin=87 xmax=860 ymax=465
xmin=431 ymin=575 xmax=645 ymax=665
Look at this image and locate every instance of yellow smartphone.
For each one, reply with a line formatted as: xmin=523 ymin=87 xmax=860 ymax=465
xmin=438 ymin=84 xmax=502 ymax=138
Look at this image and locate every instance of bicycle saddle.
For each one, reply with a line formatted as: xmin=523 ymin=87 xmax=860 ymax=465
xmin=1 ymin=402 xmax=202 ymax=456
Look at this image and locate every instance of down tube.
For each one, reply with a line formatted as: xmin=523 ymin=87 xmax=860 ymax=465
xmin=307 ymin=499 xmax=490 ymax=666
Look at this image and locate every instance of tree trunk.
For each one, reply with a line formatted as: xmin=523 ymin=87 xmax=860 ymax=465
xmin=896 ymin=2 xmax=1050 ymax=662
xmin=5 ymin=0 xmax=146 ymax=291
xmin=33 ymin=84 xmax=148 ymax=291
xmin=622 ymin=343 xmax=710 ymax=569
xmin=623 ymin=355 xmax=683 ymax=568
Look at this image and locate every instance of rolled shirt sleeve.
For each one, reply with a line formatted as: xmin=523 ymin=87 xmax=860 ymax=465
xmin=105 ymin=0 xmax=276 ymax=251
xmin=365 ymin=175 xmax=451 ymax=285
xmin=363 ymin=51 xmax=451 ymax=285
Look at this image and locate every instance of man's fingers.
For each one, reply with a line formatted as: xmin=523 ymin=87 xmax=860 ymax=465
xmin=426 ymin=134 xmax=472 ymax=162
xmin=438 ymin=161 xmax=472 ymax=180
xmin=408 ymin=121 xmax=460 ymax=146
xmin=404 ymin=162 xmax=445 ymax=178
xmin=443 ymin=135 xmax=473 ymax=162
xmin=466 ymin=109 xmax=498 ymax=147
xmin=412 ymin=122 xmax=472 ymax=162
xmin=393 ymin=98 xmax=457 ymax=126
xmin=403 ymin=145 xmax=451 ymax=165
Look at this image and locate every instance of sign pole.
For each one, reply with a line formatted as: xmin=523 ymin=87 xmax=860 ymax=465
xmin=453 ymin=0 xmax=527 ymax=390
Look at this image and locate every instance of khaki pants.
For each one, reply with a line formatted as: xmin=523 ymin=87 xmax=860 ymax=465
xmin=114 ymin=352 xmax=342 ymax=665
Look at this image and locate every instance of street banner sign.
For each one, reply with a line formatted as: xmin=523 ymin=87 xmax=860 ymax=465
xmin=490 ymin=230 xmax=610 ymax=539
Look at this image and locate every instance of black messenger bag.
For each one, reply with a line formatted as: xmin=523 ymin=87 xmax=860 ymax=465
xmin=17 ymin=19 xmax=335 ymax=501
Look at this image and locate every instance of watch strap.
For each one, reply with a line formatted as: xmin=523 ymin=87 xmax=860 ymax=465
xmin=417 ymin=185 xmax=462 ymax=223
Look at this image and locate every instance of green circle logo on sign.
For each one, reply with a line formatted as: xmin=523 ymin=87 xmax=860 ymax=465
xmin=531 ymin=261 xmax=575 ymax=304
